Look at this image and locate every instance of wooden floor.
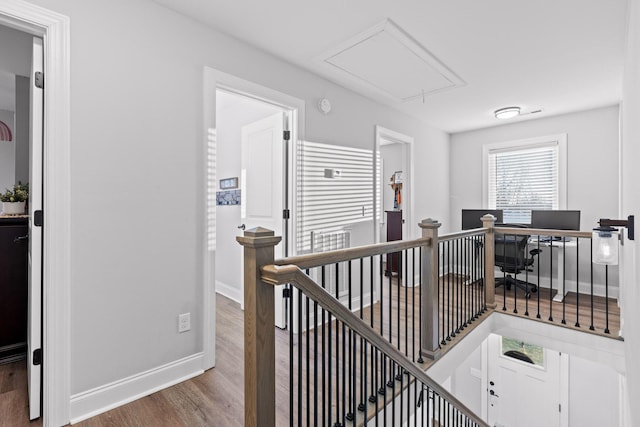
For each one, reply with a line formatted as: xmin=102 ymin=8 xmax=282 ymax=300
xmin=0 ymin=283 xmax=621 ymax=427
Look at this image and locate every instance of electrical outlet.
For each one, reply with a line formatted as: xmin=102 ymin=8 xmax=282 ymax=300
xmin=178 ymin=313 xmax=191 ymax=333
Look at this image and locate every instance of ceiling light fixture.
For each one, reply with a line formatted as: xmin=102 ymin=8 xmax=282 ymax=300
xmin=494 ymin=107 xmax=521 ymax=119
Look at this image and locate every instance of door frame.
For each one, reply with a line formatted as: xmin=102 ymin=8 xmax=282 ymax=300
xmin=375 ymin=125 xmax=414 ymax=241
xmin=202 ymin=67 xmax=305 ymax=365
xmin=0 ymin=1 xmax=71 ymax=426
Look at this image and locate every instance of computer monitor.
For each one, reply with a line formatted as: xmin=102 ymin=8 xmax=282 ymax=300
xmin=461 ymin=209 xmax=504 ymax=230
xmin=530 ymin=210 xmax=581 ymax=231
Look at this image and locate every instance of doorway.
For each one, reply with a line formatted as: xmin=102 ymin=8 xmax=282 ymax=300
xmin=215 ymin=89 xmax=290 ymax=328
xmin=375 ymin=125 xmax=414 ymax=242
xmin=486 ymin=333 xmax=568 ymax=427
xmin=202 ymin=67 xmax=305 ymax=353
xmin=0 ymin=3 xmax=71 ymax=425
xmin=0 ymin=22 xmax=44 ymax=422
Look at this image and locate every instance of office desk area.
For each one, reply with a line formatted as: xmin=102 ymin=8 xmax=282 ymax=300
xmin=527 ymin=236 xmax=578 ymax=303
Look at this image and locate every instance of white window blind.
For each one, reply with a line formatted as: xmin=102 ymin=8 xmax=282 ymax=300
xmin=297 ymin=140 xmax=375 ymax=253
xmin=488 ymin=142 xmax=559 ymax=224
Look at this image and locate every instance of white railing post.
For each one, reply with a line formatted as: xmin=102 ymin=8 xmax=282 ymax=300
xmin=481 ymin=214 xmax=497 ymax=309
xmin=419 ymin=218 xmax=442 ymax=360
xmin=236 ymin=227 xmax=282 ymax=427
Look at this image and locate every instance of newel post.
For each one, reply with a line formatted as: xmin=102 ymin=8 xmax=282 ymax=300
xmin=419 ymin=218 xmax=442 ymax=360
xmin=236 ymin=227 xmax=282 ymax=427
xmin=481 ymin=214 xmax=497 ymax=309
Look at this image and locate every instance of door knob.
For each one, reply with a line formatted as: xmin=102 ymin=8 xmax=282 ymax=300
xmin=238 ymin=224 xmax=246 ymax=230
xmin=490 ymin=390 xmax=499 ymax=397
xmin=14 ymin=235 xmax=29 ymax=244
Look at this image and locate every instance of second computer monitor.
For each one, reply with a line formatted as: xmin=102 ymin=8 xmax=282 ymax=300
xmin=530 ymin=210 xmax=581 ymax=230
xmin=461 ymin=209 xmax=504 ymax=230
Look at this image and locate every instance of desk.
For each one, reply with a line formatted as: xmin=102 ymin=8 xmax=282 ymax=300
xmin=528 ymin=237 xmax=577 ymax=302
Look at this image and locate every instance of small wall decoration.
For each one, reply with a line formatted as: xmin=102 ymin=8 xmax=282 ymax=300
xmin=216 ymin=190 xmax=241 ymax=206
xmin=219 ymin=177 xmax=238 ymax=190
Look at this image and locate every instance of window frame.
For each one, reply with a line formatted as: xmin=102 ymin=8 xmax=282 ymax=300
xmin=482 ymin=133 xmax=568 ymax=222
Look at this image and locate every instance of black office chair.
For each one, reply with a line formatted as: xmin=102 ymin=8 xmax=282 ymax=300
xmin=494 ymin=226 xmax=541 ymax=298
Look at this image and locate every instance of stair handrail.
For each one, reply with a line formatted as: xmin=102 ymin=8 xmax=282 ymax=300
xmin=261 ymin=262 xmax=490 ymax=427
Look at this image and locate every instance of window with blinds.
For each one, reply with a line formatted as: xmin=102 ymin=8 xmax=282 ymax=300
xmin=487 ymin=141 xmax=560 ymax=224
xmin=297 ymin=140 xmax=376 ymax=253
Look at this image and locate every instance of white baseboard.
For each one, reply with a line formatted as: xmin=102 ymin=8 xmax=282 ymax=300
xmin=215 ymin=280 xmax=242 ymax=305
xmin=70 ymin=353 xmax=204 ymax=424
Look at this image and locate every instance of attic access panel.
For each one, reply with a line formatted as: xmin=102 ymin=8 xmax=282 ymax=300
xmin=319 ymin=19 xmax=465 ymax=102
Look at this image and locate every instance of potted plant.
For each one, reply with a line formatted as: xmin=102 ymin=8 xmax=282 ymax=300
xmin=1 ymin=182 xmax=29 ymax=215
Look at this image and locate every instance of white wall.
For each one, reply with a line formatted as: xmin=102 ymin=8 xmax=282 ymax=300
xmin=0 ymin=109 xmax=15 ymax=194
xmin=0 ymin=24 xmax=31 ymax=111
xmin=449 ymin=106 xmax=620 ymax=297
xmin=621 ymin=1 xmax=640 ymax=425
xmin=20 ymin=0 xmax=449 ymax=409
xmin=569 ymin=354 xmax=620 ymax=427
xmin=449 ymin=105 xmax=619 ymax=231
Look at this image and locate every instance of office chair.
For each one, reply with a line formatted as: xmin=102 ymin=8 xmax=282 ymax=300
xmin=494 ymin=226 xmax=541 ymax=298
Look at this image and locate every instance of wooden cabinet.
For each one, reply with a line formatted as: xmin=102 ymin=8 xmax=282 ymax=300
xmin=0 ymin=217 xmax=28 ymax=363
xmin=385 ymin=210 xmax=403 ymax=275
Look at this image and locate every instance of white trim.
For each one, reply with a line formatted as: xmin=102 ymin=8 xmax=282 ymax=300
xmin=69 ymin=353 xmax=204 ymax=424
xmin=482 ymin=133 xmax=568 ymax=211
xmin=0 ymin=2 xmax=71 ymax=425
xmin=375 ymin=125 xmax=415 ymax=241
xmin=215 ymin=281 xmax=243 ymax=306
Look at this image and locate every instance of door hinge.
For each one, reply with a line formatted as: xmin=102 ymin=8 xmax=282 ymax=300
xmin=283 ymin=288 xmax=291 ymax=298
xmin=559 ymin=403 xmax=562 ymax=413
xmin=34 ymin=210 xmax=43 ymax=227
xmin=34 ymin=71 xmax=44 ymax=89
xmin=283 ymin=130 xmax=291 ymax=141
xmin=283 ymin=209 xmax=290 ymax=220
xmin=33 ymin=348 xmax=42 ymax=366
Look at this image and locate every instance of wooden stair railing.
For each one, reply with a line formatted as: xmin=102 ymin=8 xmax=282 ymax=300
xmin=238 ymin=224 xmax=489 ymax=427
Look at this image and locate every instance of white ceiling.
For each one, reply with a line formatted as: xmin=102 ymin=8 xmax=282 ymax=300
xmin=154 ymin=0 xmax=628 ymax=133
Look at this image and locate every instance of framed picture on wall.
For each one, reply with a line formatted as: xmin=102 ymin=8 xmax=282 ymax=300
xmin=219 ymin=177 xmax=238 ymax=190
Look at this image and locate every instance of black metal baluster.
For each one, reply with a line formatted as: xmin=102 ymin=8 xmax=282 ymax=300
xmin=412 ymin=247 xmax=416 ymax=362
xmin=306 ymin=294 xmax=310 ymax=427
xmin=447 ymin=240 xmax=452 ymax=341
xmin=289 ymin=285 xmax=294 ymax=426
xmin=463 ymin=237 xmax=468 ymax=327
xmin=513 ymin=234 xmax=518 ymax=314
xmin=440 ymin=242 xmax=446 ymax=346
xmin=549 ymin=240 xmax=554 ymax=321
xmin=347 ymin=261 xmax=354 ymax=422
xmin=524 ymin=236 xmax=530 ymax=316
xmin=399 ymin=366 xmax=404 ymax=424
xmin=321 ymin=266 xmax=327 ymax=427
xmin=456 ymin=238 xmax=460 ymax=333
xmin=575 ymin=238 xmax=581 ymax=328
xmin=358 ymin=259 xmax=366 ymax=414
xmin=562 ymin=240 xmax=567 ymax=324
xmin=397 ymin=250 xmax=402 ymax=359
xmin=502 ymin=234 xmax=507 ymax=311
xmin=296 ymin=289 xmax=302 ymax=426
xmin=480 ymin=234 xmax=485 ymax=313
xmin=418 ymin=246 xmax=424 ymax=363
xmin=405 ymin=249 xmax=409 ymax=359
xmin=605 ymin=265 xmax=610 ymax=334
xmin=314 ymin=298 xmax=318 ymax=427
xmin=334 ymin=262 xmax=342 ymax=427
xmin=536 ymin=237 xmax=541 ymax=319
xmin=590 ymin=239 xmax=595 ymax=331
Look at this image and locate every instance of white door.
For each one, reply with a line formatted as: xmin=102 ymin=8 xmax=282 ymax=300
xmin=240 ymin=112 xmax=287 ymax=328
xmin=487 ymin=334 xmax=563 ymax=427
xmin=27 ymin=36 xmax=44 ymax=421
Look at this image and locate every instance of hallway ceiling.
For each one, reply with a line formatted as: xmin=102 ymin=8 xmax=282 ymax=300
xmin=154 ymin=0 xmax=628 ymax=133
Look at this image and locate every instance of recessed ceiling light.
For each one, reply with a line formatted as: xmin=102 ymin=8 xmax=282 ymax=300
xmin=494 ymin=107 xmax=521 ymax=119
